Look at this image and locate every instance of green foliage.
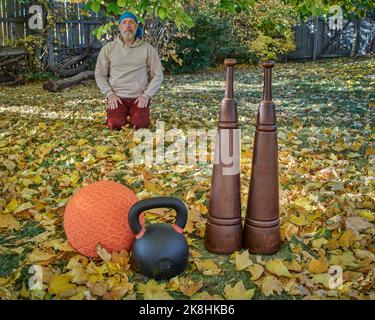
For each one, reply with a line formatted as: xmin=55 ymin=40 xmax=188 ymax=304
xmin=284 ymin=0 xmax=375 ymax=19
xmin=11 ymin=35 xmax=45 ymax=75
xmin=164 ymin=10 xmax=252 ymax=74
xmin=85 ymin=0 xmax=195 ymax=28
xmin=26 ymin=71 xmax=58 ymax=81
xmin=0 ymin=254 xmax=20 ymax=277
xmin=233 ymin=0 xmax=296 ymax=61
xmin=215 ymin=0 xmax=256 ymax=14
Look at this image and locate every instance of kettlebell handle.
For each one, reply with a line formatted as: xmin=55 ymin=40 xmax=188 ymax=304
xmin=128 ymin=197 xmax=188 ymax=239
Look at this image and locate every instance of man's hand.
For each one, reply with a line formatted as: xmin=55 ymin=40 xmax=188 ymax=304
xmin=135 ymin=95 xmax=150 ymax=109
xmin=107 ymin=94 xmax=122 ymax=110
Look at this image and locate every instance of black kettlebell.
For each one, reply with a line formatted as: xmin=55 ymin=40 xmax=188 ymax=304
xmin=128 ymin=197 xmax=189 ymax=280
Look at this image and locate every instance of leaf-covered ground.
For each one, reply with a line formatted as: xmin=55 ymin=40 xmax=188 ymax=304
xmin=0 ymin=57 xmax=374 ymax=300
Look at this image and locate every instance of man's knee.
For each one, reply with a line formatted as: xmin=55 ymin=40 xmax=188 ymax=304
xmin=130 ymin=106 xmax=151 ymax=129
xmin=130 ymin=116 xmax=151 ymax=129
xmin=107 ymin=117 xmax=126 ymax=130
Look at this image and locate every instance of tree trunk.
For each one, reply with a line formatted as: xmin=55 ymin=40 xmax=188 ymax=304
xmin=0 ymin=47 xmax=25 ymax=57
xmin=42 ymin=70 xmax=95 ymax=92
xmin=0 ymin=77 xmax=25 ymax=86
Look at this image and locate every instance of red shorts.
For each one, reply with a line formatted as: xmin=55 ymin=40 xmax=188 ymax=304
xmin=106 ymin=97 xmax=151 ymax=130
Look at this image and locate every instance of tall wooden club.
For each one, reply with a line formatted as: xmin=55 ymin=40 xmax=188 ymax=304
xmin=243 ymin=61 xmax=281 ymax=254
xmin=204 ymin=59 xmax=243 ymax=254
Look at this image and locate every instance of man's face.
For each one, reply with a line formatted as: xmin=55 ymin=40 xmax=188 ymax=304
xmin=119 ymin=18 xmax=138 ymax=41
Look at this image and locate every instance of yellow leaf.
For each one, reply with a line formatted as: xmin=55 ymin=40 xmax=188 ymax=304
xmin=111 ymin=250 xmax=130 ymax=269
xmin=329 ymin=251 xmax=358 ymax=269
xmin=14 ymin=202 xmax=33 ymax=214
xmin=48 ymin=274 xmax=76 ymax=297
xmin=357 ymin=210 xmax=374 ymax=222
xmin=248 ymin=263 xmax=264 ymax=280
xmin=68 ymin=265 xmax=88 ymax=285
xmin=293 ymin=197 xmax=315 ymax=211
xmin=33 ymin=176 xmax=43 ymax=184
xmin=66 ymin=256 xmax=87 ymax=270
xmin=285 ymin=260 xmax=302 ymax=272
xmin=3 ymin=159 xmax=16 ymax=171
xmin=350 ymin=141 xmax=362 ymax=151
xmin=338 ymin=230 xmax=355 ymax=248
xmin=223 ymin=281 xmax=255 ymax=300
xmin=111 ymin=152 xmax=125 ymax=161
xmin=28 ymin=248 xmax=56 ymax=263
xmin=311 ymin=273 xmax=329 ymax=288
xmin=290 ymin=213 xmax=308 ymax=226
xmin=21 ymin=178 xmax=33 ymax=187
xmin=70 ymin=172 xmax=80 ymax=186
xmin=0 ymin=278 xmax=9 ymax=286
xmin=327 ymin=239 xmax=339 ymax=250
xmin=96 ymin=145 xmax=108 ymax=157
xmin=44 ymin=239 xmax=75 ymax=252
xmin=77 ymin=138 xmax=89 ymax=146
xmin=144 ymin=180 xmax=158 ymax=194
xmin=96 ymin=244 xmax=111 ymax=262
xmin=191 ymin=291 xmax=224 ymax=300
xmin=194 ymin=259 xmax=223 ymax=276
xmin=69 ymin=287 xmax=90 ymax=300
xmin=261 ymin=276 xmax=283 ymax=296
xmin=137 ymin=280 xmax=173 ymax=300
xmin=303 ymin=182 xmax=323 ymax=192
xmin=283 ymin=278 xmax=302 ymax=295
xmin=353 ymin=249 xmax=375 ymax=262
xmin=195 ymin=203 xmax=208 ymax=214
xmin=187 ymin=208 xmax=205 ymax=223
xmin=312 ymin=238 xmax=328 ymax=250
xmin=280 ymin=222 xmax=299 ymax=241
xmin=89 ymin=280 xmax=110 ymax=297
xmin=346 ymin=216 xmax=373 ymax=233
xmin=366 ymin=148 xmax=375 ymax=156
xmin=110 ymin=278 xmax=132 ymax=299
xmin=234 ymin=250 xmax=253 ymax=271
xmin=0 ymin=214 xmax=21 ymax=231
xmin=179 ymin=278 xmax=203 ymax=297
xmin=265 ymin=259 xmax=292 ymax=277
xmin=307 ymin=256 xmax=329 ymax=273
xmin=5 ymin=199 xmax=19 ymax=212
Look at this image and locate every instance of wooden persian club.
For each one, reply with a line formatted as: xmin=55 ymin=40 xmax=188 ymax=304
xmin=243 ymin=61 xmax=281 ymax=254
xmin=204 ymin=59 xmax=242 ymax=254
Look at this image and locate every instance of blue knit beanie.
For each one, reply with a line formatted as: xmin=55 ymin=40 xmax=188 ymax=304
xmin=118 ymin=12 xmax=143 ymax=38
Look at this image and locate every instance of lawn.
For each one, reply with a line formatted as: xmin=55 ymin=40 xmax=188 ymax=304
xmin=0 ymin=56 xmax=374 ymax=300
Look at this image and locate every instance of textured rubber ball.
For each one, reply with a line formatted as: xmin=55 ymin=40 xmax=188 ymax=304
xmin=64 ymin=180 xmax=142 ymax=257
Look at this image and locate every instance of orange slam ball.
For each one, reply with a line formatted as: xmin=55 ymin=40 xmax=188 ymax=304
xmin=64 ymin=180 xmax=143 ymax=257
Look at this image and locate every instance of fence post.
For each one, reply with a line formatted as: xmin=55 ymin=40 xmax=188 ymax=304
xmin=46 ymin=2 xmax=56 ymax=71
xmin=312 ymin=17 xmax=319 ymax=61
xmin=351 ymin=16 xmax=361 ymax=57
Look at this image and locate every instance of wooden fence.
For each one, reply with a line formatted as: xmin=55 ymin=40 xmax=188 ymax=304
xmin=0 ymin=0 xmax=107 ymax=50
xmin=0 ymin=0 xmax=29 ymax=44
xmin=1 ymin=0 xmax=374 ymax=63
xmin=287 ymin=16 xmax=375 ymax=60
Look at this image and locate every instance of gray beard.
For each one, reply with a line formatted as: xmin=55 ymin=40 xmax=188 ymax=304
xmin=120 ymin=30 xmax=136 ymax=41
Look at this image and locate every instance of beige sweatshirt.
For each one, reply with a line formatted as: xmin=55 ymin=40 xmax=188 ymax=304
xmin=95 ymin=35 xmax=164 ymax=99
